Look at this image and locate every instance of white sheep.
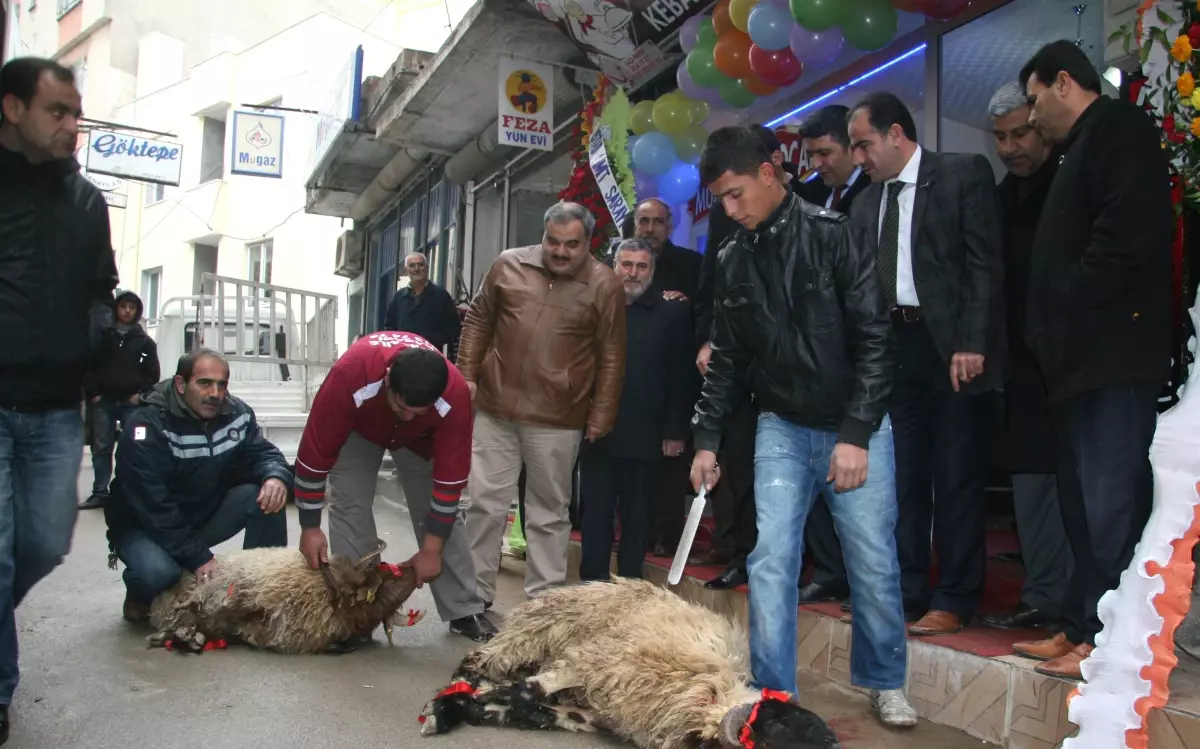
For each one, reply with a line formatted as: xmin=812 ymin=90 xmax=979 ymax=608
xmin=418 ymin=577 xmax=841 ymax=748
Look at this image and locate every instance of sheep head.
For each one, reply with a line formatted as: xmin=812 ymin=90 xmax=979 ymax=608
xmin=716 ymin=692 xmax=841 ymax=749
xmin=321 ymin=541 xmax=420 ymax=641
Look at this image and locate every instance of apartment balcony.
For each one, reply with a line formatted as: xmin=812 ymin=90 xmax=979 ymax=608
xmin=56 ymin=0 xmax=107 ymax=55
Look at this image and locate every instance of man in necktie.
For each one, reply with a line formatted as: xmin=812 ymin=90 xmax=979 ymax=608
xmin=794 ymin=104 xmax=875 ymax=605
xmin=847 ymin=92 xmax=1006 ymax=637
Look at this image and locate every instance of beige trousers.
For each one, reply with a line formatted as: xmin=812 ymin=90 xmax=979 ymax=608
xmin=465 ymin=410 xmax=582 ymax=602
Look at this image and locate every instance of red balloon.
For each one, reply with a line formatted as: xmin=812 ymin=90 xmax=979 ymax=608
xmin=714 ymin=30 xmax=755 ymax=80
xmin=916 ymin=0 xmax=970 ymax=21
xmin=748 ymin=45 xmax=804 ymax=87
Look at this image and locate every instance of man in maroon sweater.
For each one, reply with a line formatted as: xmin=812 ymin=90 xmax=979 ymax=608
xmin=294 ymin=331 xmax=496 ymax=643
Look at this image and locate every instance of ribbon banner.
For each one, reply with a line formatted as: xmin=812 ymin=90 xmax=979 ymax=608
xmin=528 ymin=0 xmax=706 ymax=88
xmin=588 ymin=128 xmax=631 ymax=228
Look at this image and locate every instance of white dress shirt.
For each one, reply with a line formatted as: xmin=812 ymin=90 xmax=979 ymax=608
xmin=876 ymin=146 xmax=922 ymax=306
xmin=824 ymin=167 xmax=863 ymax=210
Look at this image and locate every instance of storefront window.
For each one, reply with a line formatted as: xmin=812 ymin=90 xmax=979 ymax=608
xmin=938 ymin=0 xmax=1107 ymax=181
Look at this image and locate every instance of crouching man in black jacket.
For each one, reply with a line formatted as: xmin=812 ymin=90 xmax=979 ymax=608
xmin=80 ymin=289 xmax=160 ymax=510
xmin=105 ymin=350 xmax=292 ymax=622
xmin=690 ymin=127 xmax=914 ymax=728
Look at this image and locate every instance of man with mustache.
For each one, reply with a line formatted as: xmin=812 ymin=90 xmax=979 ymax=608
xmin=579 ymin=238 xmax=694 ymax=581
xmin=458 ymin=202 xmax=626 ymax=605
xmin=104 ymin=350 xmax=292 ymax=626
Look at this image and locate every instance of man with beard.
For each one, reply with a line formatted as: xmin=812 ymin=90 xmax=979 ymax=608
xmin=579 ymin=239 xmax=693 ymax=581
xmin=105 ymin=351 xmax=292 ymax=622
xmin=458 ymin=201 xmax=626 ymax=605
xmin=0 ymin=56 xmax=119 ymax=742
xmin=978 ymin=81 xmax=1073 ymax=634
xmin=1012 ymin=40 xmax=1171 ymax=680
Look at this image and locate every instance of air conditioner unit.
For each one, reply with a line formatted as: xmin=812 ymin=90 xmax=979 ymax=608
xmin=334 ymin=229 xmax=364 ymax=279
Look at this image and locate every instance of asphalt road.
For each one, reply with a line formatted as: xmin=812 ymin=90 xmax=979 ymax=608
xmin=5 ymin=466 xmax=983 ymax=749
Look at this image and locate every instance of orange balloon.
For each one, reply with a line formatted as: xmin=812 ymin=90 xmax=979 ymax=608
xmin=744 ymin=77 xmax=777 ymax=96
xmin=713 ymin=30 xmax=754 ymax=80
xmin=713 ymin=0 xmax=735 ymax=37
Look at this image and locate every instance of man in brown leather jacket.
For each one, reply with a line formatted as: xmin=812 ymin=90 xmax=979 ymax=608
xmin=458 ymin=201 xmax=627 ymax=604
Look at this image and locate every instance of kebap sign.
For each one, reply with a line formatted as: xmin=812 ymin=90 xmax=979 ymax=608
xmin=86 ymin=129 xmax=183 ymax=186
xmin=231 ymin=111 xmax=284 ymax=178
xmin=497 ymin=57 xmax=554 ymax=152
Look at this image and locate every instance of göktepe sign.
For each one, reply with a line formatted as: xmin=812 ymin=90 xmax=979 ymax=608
xmin=527 ymin=0 xmax=705 ymax=88
xmin=86 ymin=129 xmax=183 ymax=187
xmin=498 ymin=56 xmax=555 ymax=152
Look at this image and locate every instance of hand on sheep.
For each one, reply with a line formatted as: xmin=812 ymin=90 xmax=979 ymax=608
xmin=194 ymin=558 xmax=219 ymax=585
xmin=404 ymin=549 xmax=443 ymax=588
xmin=300 ymin=527 xmax=330 ymax=569
xmin=827 ymin=443 xmax=868 ymax=493
xmin=257 ymin=478 xmax=288 ymax=514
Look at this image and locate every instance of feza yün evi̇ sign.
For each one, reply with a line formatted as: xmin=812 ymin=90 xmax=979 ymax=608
xmin=497 ymin=57 xmax=554 ymax=152
xmin=86 ymin=129 xmax=182 ymax=186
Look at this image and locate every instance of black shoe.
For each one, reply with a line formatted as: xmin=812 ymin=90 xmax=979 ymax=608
xmin=79 ymin=493 xmax=106 ymax=510
xmin=0 ymin=704 xmax=9 ymax=745
xmin=841 ymin=601 xmax=922 ymax=622
xmin=703 ymin=567 xmax=748 ymax=590
xmin=324 ymin=633 xmax=371 ymax=654
xmin=798 ymin=582 xmax=849 ymax=604
xmin=979 ymin=602 xmax=1054 ymax=631
xmin=450 ymin=614 xmax=498 ymax=642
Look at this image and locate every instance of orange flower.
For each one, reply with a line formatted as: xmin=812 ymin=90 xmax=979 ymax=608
xmin=1181 ymin=72 xmax=1197 ymax=98
xmin=1173 ymin=35 xmax=1194 ymax=63
xmin=1191 ymin=117 xmax=1200 ymax=138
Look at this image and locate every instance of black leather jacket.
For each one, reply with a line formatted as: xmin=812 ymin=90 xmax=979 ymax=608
xmin=692 ymin=192 xmax=893 ymax=451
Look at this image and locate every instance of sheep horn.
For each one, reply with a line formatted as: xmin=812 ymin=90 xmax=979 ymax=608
xmin=718 ymin=702 xmax=755 ymax=748
xmin=355 ymin=539 xmax=387 ymax=569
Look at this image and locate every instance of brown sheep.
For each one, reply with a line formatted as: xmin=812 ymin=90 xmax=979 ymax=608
xmin=147 ymin=540 xmax=422 ymax=654
xmin=418 ymin=577 xmax=841 ymax=748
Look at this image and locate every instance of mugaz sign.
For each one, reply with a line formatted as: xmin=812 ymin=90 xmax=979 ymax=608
xmin=86 ymin=129 xmax=183 ymax=186
xmin=230 ymin=111 xmax=284 ymax=179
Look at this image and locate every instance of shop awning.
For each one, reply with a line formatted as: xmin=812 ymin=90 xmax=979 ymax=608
xmin=305 ymin=0 xmax=590 ymax=220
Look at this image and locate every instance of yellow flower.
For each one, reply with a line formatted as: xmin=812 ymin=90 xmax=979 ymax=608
xmin=1191 ymin=117 xmax=1200 ymax=138
xmin=1173 ymin=35 xmax=1194 ymax=63
xmin=1192 ymin=88 xmax=1200 ymax=109
xmin=1181 ymin=71 xmax=1197 ymax=98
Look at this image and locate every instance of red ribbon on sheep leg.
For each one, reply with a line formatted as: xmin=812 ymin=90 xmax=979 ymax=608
xmin=738 ymin=689 xmax=794 ymax=749
xmin=417 ymin=681 xmax=478 ymax=724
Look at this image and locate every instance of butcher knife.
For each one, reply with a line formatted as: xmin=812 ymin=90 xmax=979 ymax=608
xmin=668 ymin=486 xmax=708 ymax=586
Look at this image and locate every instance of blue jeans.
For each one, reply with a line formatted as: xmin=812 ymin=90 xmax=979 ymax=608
xmin=89 ymin=398 xmax=134 ymax=495
xmin=115 ymin=483 xmax=287 ymax=604
xmin=0 ymin=407 xmax=84 ymax=704
xmin=747 ymin=412 xmax=907 ymax=693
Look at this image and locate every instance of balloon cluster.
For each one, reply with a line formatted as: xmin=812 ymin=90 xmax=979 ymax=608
xmin=627 ymin=90 xmax=710 ymax=205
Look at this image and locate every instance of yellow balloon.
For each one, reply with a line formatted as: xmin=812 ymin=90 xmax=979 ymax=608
xmin=630 ymin=100 xmax=657 ymax=135
xmin=652 ymin=93 xmax=691 ymax=135
xmin=688 ymin=98 xmax=709 ymax=127
xmin=672 ymin=125 xmax=710 ymax=164
xmin=728 ymin=0 xmax=758 ymax=33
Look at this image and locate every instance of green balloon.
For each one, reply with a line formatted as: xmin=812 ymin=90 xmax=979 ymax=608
xmin=686 ymin=47 xmax=731 ymax=89
xmin=838 ymin=0 xmax=897 ymax=52
xmin=789 ymin=0 xmax=839 ymax=31
xmin=672 ymin=125 xmax=710 ymax=163
xmin=717 ymin=78 xmax=756 ymax=109
xmin=696 ymin=18 xmax=718 ymax=49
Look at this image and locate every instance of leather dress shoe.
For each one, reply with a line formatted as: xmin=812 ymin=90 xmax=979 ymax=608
xmin=798 ymin=582 xmax=849 ymax=604
xmin=908 ymin=610 xmax=965 ymax=636
xmin=704 ymin=567 xmax=748 ymax=590
xmin=1035 ymin=643 xmax=1093 ymax=680
xmin=79 ymin=493 xmax=106 ymax=510
xmin=122 ymin=596 xmax=150 ymax=623
xmin=324 ymin=633 xmax=372 ymax=654
xmin=450 ymin=614 xmax=498 ymax=642
xmin=840 ymin=601 xmax=921 ymax=622
xmin=979 ymin=602 xmax=1054 ymax=631
xmin=1013 ymin=632 xmax=1078 ymax=661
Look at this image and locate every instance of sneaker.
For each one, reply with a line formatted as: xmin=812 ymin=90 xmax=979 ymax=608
xmin=449 ymin=614 xmax=498 ymax=642
xmin=871 ymin=689 xmax=918 ymax=728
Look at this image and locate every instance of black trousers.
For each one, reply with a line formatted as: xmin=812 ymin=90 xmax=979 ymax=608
xmin=579 ymin=451 xmax=658 ymax=580
xmin=652 ymin=445 xmax=691 ymax=552
xmin=1055 ymin=382 xmax=1158 ymax=645
xmin=709 ymin=395 xmax=758 ymax=569
xmin=892 ymin=320 xmax=993 ymax=620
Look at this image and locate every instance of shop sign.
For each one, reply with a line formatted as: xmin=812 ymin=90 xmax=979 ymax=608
xmin=102 ymin=191 xmax=128 ymax=209
xmin=312 ymin=45 xmax=364 ymax=172
xmin=230 ymin=110 xmax=285 ymax=179
xmin=86 ymin=129 xmax=182 ymax=186
xmin=74 ymin=144 xmax=124 ymax=192
xmin=588 ymin=128 xmax=630 ymax=226
xmin=528 ymin=0 xmax=706 ymax=88
xmin=498 ymin=57 xmax=554 ymax=151
xmin=689 ymin=185 xmax=713 ymax=224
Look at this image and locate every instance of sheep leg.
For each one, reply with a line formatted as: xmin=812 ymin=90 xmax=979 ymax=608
xmin=524 ymin=662 xmax=581 ymax=697
xmin=466 ymin=631 xmax=551 ymax=682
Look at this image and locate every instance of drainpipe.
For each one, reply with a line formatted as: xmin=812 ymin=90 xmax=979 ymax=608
xmin=500 ymin=170 xmax=511 ymax=248
xmin=462 ymin=180 xmax=477 ymax=297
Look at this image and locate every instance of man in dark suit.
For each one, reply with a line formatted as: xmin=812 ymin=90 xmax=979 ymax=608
xmin=579 ymin=239 xmax=694 ymax=580
xmin=978 ymin=81 xmax=1073 ymax=634
xmin=694 ymin=125 xmax=798 ymax=589
xmin=847 ymin=92 xmax=1005 ymax=636
xmin=793 ymin=104 xmax=876 ymax=605
xmin=383 ymin=252 xmax=461 ymax=359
